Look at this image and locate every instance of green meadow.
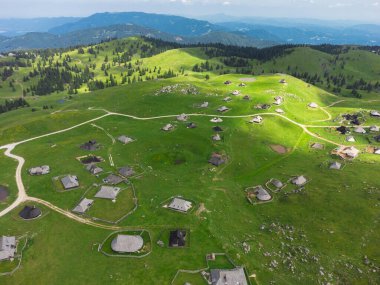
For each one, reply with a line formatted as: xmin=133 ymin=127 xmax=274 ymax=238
xmin=0 ymin=39 xmax=379 ymax=284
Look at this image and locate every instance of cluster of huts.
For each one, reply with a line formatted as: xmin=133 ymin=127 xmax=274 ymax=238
xmin=108 ymin=197 xmax=192 ymax=254
xmin=332 ymin=146 xmax=360 ymax=159
xmin=73 ymin=165 xmax=135 ymax=214
xmin=161 ymin=197 xmax=192 ymax=248
xmin=161 ymin=114 xmax=198 ymax=132
xmin=332 ymin=109 xmax=380 ymax=156
xmin=335 ymin=122 xmax=380 ymax=156
xmin=247 ymin=175 xmax=310 ymax=203
xmin=222 ymin=80 xmax=286 ymax=114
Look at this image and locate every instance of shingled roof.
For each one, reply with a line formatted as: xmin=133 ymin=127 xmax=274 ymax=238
xmin=95 ymin=186 xmax=121 ymax=200
xmin=86 ymin=164 xmax=103 ymax=175
xmin=61 ymin=175 xmax=79 ymax=190
xmin=169 ymin=230 xmax=187 ymax=247
xmin=103 ymin=174 xmax=124 ymax=185
xmin=118 ymin=135 xmax=134 ymax=144
xmin=209 ymin=153 xmax=226 ymax=166
xmin=0 ymin=236 xmax=16 ymax=261
xmin=271 ymin=179 xmax=284 ymax=189
xmin=210 ymin=268 xmax=248 ymax=285
xmin=177 ymin=113 xmax=189 ymax=122
xmin=111 ymin=234 xmax=144 ymax=253
xmin=308 ymin=102 xmax=318 ymax=108
xmin=168 ymin=198 xmax=192 ymax=213
xmin=217 ymin=106 xmax=229 ymax=113
xmin=118 ymin=166 xmax=135 ymax=178
xmin=162 ymin=124 xmax=174 ymax=131
xmin=311 ymin=142 xmax=324 ymax=150
xmin=254 ymin=186 xmax=272 ymax=201
xmin=72 ymin=198 xmax=94 ymax=214
xmin=354 ymin=126 xmax=366 ymax=134
xmin=291 ymin=176 xmax=307 ymax=186
xmin=80 ymin=140 xmax=98 ymax=151
xmin=210 ymin=117 xmax=223 ymax=123
xmin=250 ymin=116 xmax=263 ymax=124
xmin=19 ymin=205 xmax=42 ymax=220
xmin=330 ymin=162 xmax=342 ymax=170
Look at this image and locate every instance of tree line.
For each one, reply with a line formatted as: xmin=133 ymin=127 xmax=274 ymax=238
xmin=0 ymin=98 xmax=29 ymax=114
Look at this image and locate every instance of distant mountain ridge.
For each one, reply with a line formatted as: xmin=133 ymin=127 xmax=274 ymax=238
xmin=0 ymin=12 xmax=379 ymax=52
xmin=48 ymin=12 xmax=219 ymax=37
xmin=0 ymin=22 xmax=275 ymax=52
xmin=217 ymin=22 xmax=380 ymax=46
xmin=0 ymin=17 xmax=80 ymax=36
xmin=0 ymin=24 xmax=177 ymax=51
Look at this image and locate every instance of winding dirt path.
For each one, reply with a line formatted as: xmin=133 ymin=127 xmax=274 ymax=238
xmin=27 ymin=197 xmax=121 ymax=230
xmin=0 ymin=145 xmax=27 ymax=217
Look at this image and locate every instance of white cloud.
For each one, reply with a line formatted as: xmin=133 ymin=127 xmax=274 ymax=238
xmin=223 ymin=1 xmax=231 ymax=5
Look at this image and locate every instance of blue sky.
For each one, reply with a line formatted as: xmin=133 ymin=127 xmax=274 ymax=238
xmin=1 ymin=0 xmax=380 ymax=22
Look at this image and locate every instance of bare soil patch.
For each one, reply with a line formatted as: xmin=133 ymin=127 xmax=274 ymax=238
xmin=366 ymin=146 xmax=376 ymax=154
xmin=195 ymin=203 xmax=209 ymax=216
xmin=0 ymin=185 xmax=9 ymax=201
xmin=270 ymin=144 xmax=291 ymax=154
xmin=239 ymin=77 xmax=256 ymax=82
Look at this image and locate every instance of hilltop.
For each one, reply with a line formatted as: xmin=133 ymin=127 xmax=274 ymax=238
xmin=0 ymin=37 xmax=379 ymax=108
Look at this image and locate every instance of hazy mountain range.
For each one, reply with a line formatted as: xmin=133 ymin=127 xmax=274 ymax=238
xmin=0 ymin=12 xmax=379 ymax=52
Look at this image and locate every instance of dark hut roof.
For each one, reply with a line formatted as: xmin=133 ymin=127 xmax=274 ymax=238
xmin=187 ymin=122 xmax=197 ymax=129
xmin=19 ymin=205 xmax=42 ymax=220
xmin=213 ymin=126 xmax=223 ymax=132
xmin=0 ymin=186 xmax=9 ymax=201
xmin=80 ymin=140 xmax=98 ymax=151
xmin=169 ymin=230 xmax=187 ymax=247
xmin=336 ymin=126 xmax=350 ymax=135
xmin=209 ymin=153 xmax=226 ymax=166
xmin=118 ymin=166 xmax=135 ymax=178
xmin=103 ymin=174 xmax=124 ymax=185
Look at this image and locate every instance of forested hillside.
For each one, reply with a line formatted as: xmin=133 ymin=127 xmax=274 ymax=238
xmin=0 ymin=37 xmax=379 ymax=116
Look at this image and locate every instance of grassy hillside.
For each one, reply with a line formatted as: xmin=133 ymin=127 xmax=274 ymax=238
xmin=0 ymin=37 xmax=226 ymax=104
xmin=0 ymin=39 xmax=379 ymax=285
xmin=0 ymin=71 xmax=379 ymax=284
xmin=1 ymin=38 xmax=380 ymax=109
xmin=203 ymin=45 xmax=380 ymax=98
